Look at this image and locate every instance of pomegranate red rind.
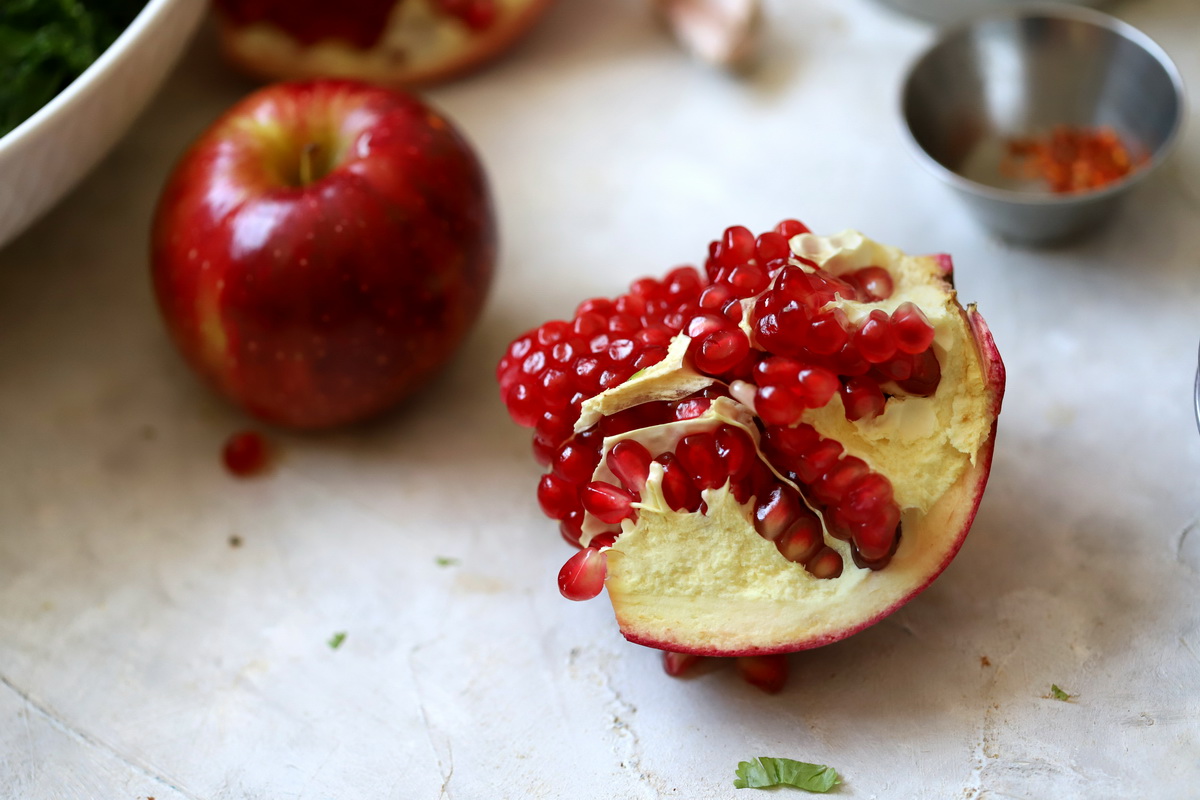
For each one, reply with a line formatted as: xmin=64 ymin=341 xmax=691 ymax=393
xmin=215 ymin=0 xmax=555 ymax=87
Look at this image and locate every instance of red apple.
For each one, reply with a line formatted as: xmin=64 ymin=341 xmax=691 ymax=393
xmin=152 ymin=79 xmax=496 ymax=429
xmin=212 ymin=0 xmax=556 ymax=87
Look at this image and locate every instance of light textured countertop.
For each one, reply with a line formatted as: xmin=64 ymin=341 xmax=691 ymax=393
xmin=2 ymin=1 xmax=1199 ymax=797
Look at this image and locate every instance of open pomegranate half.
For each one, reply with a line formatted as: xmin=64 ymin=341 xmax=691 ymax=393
xmin=213 ymin=0 xmax=554 ymax=87
xmin=498 ymin=221 xmax=1004 ymax=678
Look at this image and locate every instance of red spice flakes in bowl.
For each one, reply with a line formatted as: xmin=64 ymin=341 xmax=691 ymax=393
xmin=1002 ymin=125 xmax=1147 ymax=194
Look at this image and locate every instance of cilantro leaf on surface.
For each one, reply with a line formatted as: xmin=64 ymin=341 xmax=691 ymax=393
xmin=435 ymin=556 xmax=460 ymax=567
xmin=1049 ymin=684 xmax=1074 ymax=701
xmin=734 ymin=757 xmax=840 ymax=792
xmin=328 ymin=631 xmax=347 ymax=650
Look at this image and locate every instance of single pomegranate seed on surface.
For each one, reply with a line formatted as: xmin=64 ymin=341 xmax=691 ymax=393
xmin=840 ymin=376 xmax=886 ymax=421
xmin=222 ymin=430 xmax=269 ymax=477
xmin=558 ymin=547 xmax=607 ymax=601
xmin=663 ymin=650 xmax=704 ymax=677
xmin=607 ymin=439 xmax=653 ymax=494
xmin=737 ymin=654 xmax=788 ymax=693
xmin=582 ymin=481 xmax=638 ymax=524
xmin=807 ymin=546 xmax=844 ymax=579
xmin=891 ymin=301 xmax=936 ymax=354
xmin=855 ymin=309 xmax=898 ymax=363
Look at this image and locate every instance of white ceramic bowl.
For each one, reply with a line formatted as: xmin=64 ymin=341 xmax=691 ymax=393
xmin=0 ymin=0 xmax=206 ymax=251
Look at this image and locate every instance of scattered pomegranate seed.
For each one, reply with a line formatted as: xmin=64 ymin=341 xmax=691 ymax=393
xmin=737 ymin=654 xmax=789 ymax=693
xmin=222 ymin=430 xmax=269 ymax=477
xmin=662 ymin=650 xmax=704 ymax=677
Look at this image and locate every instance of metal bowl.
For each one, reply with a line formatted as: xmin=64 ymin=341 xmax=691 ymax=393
xmin=900 ymin=5 xmax=1184 ymax=244
xmin=877 ymin=0 xmax=1108 ymax=26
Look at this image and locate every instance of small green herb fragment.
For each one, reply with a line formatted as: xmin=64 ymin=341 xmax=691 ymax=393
xmin=1049 ymin=684 xmax=1073 ymax=702
xmin=733 ymin=757 xmax=840 ymax=792
xmin=435 ymin=556 xmax=460 ymax=567
xmin=328 ymin=631 xmax=346 ymax=650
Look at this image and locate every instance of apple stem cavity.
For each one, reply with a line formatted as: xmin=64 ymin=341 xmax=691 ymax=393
xmin=299 ymin=141 xmax=322 ymax=187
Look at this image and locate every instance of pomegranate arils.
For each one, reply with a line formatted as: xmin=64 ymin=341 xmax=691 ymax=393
xmin=896 ymin=348 xmax=942 ymax=396
xmin=755 ymin=231 xmax=790 ymax=263
xmin=538 ymin=473 xmax=579 ymax=519
xmin=222 ymin=430 xmax=269 ymax=477
xmin=844 ymin=265 xmax=894 ymax=301
xmin=795 ymin=367 xmax=839 ymax=407
xmin=582 ymin=481 xmax=638 ymax=524
xmin=657 ymin=453 xmax=702 ymax=512
xmin=805 ymin=310 xmax=849 ymax=355
xmin=840 ymin=375 xmax=886 ymax=421
xmin=502 ymin=220 xmax=945 ymax=611
xmin=753 ymin=483 xmax=803 ymax=541
xmin=777 ymin=514 xmax=823 ymax=564
xmin=774 ymin=218 xmax=810 ymax=238
xmin=676 ymin=432 xmax=726 ymax=490
xmin=607 ymin=439 xmax=653 ymax=494
xmin=693 ymin=328 xmax=750 ymax=376
xmin=755 ymin=384 xmax=807 ymax=427
xmin=718 ymin=225 xmax=757 ymax=268
xmin=662 ymin=650 xmax=703 ymax=677
xmin=807 ymin=546 xmax=845 ymax=579
xmin=891 ymin=301 xmax=936 ymax=354
xmin=853 ymin=309 xmax=898 ymax=363
xmin=715 ymin=425 xmax=754 ymax=483
xmin=558 ymin=547 xmax=607 ymax=601
xmin=737 ymin=654 xmax=788 ymax=694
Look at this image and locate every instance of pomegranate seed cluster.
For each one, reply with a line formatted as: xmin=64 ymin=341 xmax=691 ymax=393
xmin=499 ymin=220 xmax=943 ymax=598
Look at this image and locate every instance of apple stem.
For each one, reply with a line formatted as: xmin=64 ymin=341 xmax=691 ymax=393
xmin=300 ymin=142 xmax=321 ymax=187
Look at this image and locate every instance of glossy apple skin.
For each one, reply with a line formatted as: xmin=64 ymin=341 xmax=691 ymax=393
xmin=152 ymin=79 xmax=495 ymax=428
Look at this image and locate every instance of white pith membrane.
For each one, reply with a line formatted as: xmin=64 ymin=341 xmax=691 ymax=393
xmin=572 ymin=230 xmax=999 ymax=656
xmin=218 ymin=0 xmax=544 ymax=86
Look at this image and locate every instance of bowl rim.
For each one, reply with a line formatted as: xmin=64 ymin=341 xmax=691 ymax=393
xmin=0 ymin=0 xmax=184 ymax=155
xmin=898 ymin=2 xmax=1187 ymax=207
